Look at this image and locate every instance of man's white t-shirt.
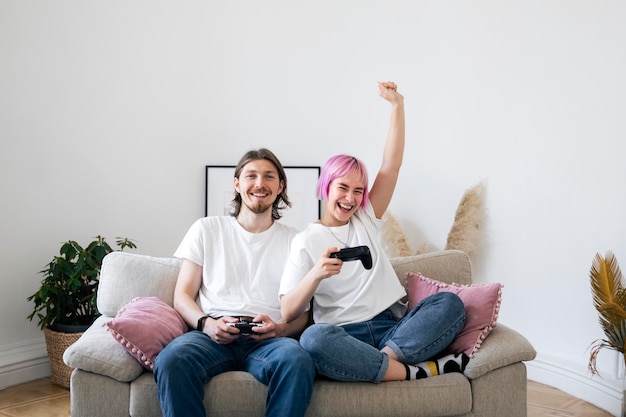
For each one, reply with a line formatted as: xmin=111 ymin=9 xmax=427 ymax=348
xmin=280 ymin=203 xmax=407 ymax=326
xmin=174 ymin=216 xmax=298 ymax=323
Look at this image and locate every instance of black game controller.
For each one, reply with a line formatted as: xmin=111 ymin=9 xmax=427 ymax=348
xmin=329 ymin=245 xmax=373 ymax=270
xmin=228 ymin=321 xmax=264 ymax=335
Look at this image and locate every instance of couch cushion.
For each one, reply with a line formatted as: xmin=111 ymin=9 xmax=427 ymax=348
xmin=129 ymin=370 xmax=472 ymax=417
xmin=131 ymin=371 xmax=270 ymax=417
xmin=64 ymin=316 xmax=145 ymax=382
xmin=106 ymin=296 xmax=188 ymax=370
xmin=97 ymin=252 xmax=182 ymax=316
xmin=407 ymin=272 xmax=502 ymax=357
xmin=309 ymin=374 xmax=472 ymax=417
xmin=463 ymin=324 xmax=537 ymax=379
xmin=390 ymin=250 xmax=472 ymax=289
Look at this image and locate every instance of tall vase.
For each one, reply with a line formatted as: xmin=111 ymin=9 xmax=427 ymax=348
xmin=622 ymin=375 xmax=626 ymax=417
xmin=619 ymin=363 xmax=626 ymax=417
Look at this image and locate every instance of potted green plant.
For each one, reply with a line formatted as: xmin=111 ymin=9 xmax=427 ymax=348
xmin=27 ymin=235 xmax=137 ymax=388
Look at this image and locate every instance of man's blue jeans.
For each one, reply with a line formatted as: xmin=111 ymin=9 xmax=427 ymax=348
xmin=154 ymin=331 xmax=315 ymax=417
xmin=300 ymin=291 xmax=466 ymax=383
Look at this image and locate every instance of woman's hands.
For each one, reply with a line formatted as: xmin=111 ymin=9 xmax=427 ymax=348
xmin=279 ymin=247 xmax=344 ymax=322
xmin=310 ymin=247 xmax=344 ymax=281
xmin=377 ymin=81 xmax=403 ymax=104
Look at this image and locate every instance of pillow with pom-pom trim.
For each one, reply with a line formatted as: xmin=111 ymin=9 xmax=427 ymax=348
xmin=106 ymin=296 xmax=187 ymax=370
xmin=407 ymin=272 xmax=502 ymax=357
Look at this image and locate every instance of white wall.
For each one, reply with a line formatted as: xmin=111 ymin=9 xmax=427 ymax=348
xmin=1 ymin=1 xmax=625 ymax=413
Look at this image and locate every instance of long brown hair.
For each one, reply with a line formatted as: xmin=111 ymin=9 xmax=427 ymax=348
xmin=230 ymin=148 xmax=291 ymax=220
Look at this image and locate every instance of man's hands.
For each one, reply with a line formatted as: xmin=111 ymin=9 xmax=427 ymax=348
xmin=201 ymin=314 xmax=279 ymax=344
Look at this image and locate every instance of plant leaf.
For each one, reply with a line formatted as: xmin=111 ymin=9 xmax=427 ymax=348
xmin=590 ymin=252 xmax=626 ymax=323
xmin=589 ymin=251 xmax=626 ymax=374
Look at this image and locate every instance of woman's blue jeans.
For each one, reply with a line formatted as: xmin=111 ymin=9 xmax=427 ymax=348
xmin=300 ymin=291 xmax=466 ymax=383
xmin=154 ymin=331 xmax=315 ymax=417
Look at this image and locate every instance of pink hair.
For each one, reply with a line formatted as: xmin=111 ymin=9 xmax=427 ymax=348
xmin=316 ymin=155 xmax=369 ymax=209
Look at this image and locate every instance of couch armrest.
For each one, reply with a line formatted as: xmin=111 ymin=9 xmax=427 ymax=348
xmin=63 ymin=316 xmax=145 ymax=382
xmin=463 ymin=324 xmax=536 ymax=379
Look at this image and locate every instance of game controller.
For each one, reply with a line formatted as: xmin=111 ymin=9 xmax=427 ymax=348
xmin=329 ymin=245 xmax=373 ymax=270
xmin=228 ymin=321 xmax=264 ymax=335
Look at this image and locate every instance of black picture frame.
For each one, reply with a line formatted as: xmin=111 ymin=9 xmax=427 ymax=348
xmin=205 ymin=165 xmax=321 ymax=231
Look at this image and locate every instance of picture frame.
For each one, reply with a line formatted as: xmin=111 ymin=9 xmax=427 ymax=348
xmin=205 ymin=165 xmax=321 ymax=231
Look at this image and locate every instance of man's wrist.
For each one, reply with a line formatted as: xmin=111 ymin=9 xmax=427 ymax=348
xmin=196 ymin=314 xmax=213 ymax=331
xmin=274 ymin=321 xmax=286 ymax=338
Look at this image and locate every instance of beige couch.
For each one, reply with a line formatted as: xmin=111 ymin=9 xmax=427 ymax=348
xmin=64 ymin=250 xmax=536 ymax=417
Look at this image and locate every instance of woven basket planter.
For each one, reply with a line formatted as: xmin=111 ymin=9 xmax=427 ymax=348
xmin=43 ymin=327 xmax=84 ymax=389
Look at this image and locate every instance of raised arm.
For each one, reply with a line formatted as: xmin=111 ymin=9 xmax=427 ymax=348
xmin=368 ymin=82 xmax=405 ymax=219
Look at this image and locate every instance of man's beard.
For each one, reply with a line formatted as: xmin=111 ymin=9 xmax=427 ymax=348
xmin=241 ymin=188 xmax=275 ymax=215
xmin=244 ymin=200 xmax=274 ymax=215
xmin=247 ymin=202 xmax=272 ymax=214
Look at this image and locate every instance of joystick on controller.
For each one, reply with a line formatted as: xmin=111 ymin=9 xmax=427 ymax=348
xmin=329 ymin=246 xmax=373 ymax=270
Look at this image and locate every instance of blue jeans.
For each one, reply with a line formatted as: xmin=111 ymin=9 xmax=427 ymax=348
xmin=299 ymin=291 xmax=466 ymax=383
xmin=154 ymin=331 xmax=315 ymax=417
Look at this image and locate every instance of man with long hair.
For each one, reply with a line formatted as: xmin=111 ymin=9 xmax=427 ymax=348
xmin=155 ymin=148 xmax=314 ymax=417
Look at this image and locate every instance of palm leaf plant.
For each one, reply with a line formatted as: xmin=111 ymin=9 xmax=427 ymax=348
xmin=27 ymin=236 xmax=137 ymax=331
xmin=589 ymin=251 xmax=626 ymax=375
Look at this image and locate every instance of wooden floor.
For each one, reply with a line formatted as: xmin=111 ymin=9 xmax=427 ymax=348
xmin=0 ymin=378 xmax=614 ymax=417
xmin=526 ymin=380 xmax=614 ymax=417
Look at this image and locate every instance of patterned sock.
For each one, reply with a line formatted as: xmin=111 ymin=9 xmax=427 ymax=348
xmin=404 ymin=352 xmax=470 ymax=380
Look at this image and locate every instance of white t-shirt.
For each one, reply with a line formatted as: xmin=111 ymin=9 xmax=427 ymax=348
xmin=174 ymin=216 xmax=298 ymax=323
xmin=280 ymin=203 xmax=407 ymax=326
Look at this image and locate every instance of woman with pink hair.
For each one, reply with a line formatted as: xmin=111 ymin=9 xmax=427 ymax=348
xmin=280 ymin=82 xmax=468 ymax=383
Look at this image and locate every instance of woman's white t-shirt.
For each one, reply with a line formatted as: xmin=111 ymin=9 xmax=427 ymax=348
xmin=175 ymin=216 xmax=298 ymax=323
xmin=280 ymin=203 xmax=407 ymax=326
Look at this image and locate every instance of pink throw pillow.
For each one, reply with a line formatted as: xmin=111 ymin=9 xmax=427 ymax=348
xmin=106 ymin=296 xmax=187 ymax=370
xmin=407 ymin=272 xmax=502 ymax=357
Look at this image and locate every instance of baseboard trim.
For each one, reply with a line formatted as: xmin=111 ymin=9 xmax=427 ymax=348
xmin=527 ymin=352 xmax=621 ymax=416
xmin=0 ymin=339 xmax=50 ymax=390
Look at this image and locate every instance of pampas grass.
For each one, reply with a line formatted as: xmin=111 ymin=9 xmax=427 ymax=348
xmin=445 ymin=180 xmax=486 ymax=261
xmin=381 ymin=212 xmax=413 ymax=258
xmin=380 ymin=180 xmax=487 ymax=262
xmin=415 ymin=242 xmax=439 ymax=255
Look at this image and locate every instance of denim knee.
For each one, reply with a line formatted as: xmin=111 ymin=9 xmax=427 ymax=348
xmin=278 ymin=340 xmax=316 ymax=379
xmin=300 ymin=324 xmax=336 ymax=355
xmin=435 ymin=291 xmax=466 ymax=322
xmin=154 ymin=335 xmax=187 ymax=373
xmin=299 ymin=322 xmax=387 ymax=383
